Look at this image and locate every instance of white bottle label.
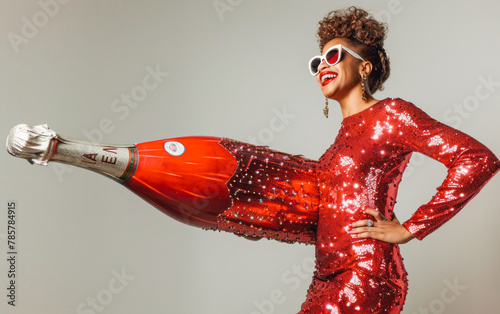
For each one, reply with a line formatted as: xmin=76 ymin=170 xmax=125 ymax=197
xmin=164 ymin=141 xmax=185 ymax=156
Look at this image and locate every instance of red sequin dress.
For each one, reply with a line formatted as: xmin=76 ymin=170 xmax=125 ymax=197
xmin=217 ymin=98 xmax=500 ymax=313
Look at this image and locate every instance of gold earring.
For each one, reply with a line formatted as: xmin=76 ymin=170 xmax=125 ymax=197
xmin=361 ymin=74 xmax=367 ymax=101
xmin=323 ymin=98 xmax=329 ymax=118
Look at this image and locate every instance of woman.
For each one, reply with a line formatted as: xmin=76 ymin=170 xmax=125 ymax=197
xmin=5 ymin=6 xmax=499 ymax=314
xmin=293 ymin=7 xmax=499 ymax=313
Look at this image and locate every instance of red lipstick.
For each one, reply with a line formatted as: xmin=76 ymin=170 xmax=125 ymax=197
xmin=320 ymin=71 xmax=338 ymax=86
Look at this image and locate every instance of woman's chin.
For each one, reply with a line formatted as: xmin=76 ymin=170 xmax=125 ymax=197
xmin=323 ymin=92 xmax=338 ymax=101
xmin=321 ymin=86 xmax=339 ymax=100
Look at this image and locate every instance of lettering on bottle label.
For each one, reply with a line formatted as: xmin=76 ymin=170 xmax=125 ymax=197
xmin=164 ymin=141 xmax=185 ymax=156
xmin=102 ymin=156 xmax=117 ymax=164
xmin=82 ymin=153 xmax=98 ymax=163
xmin=103 ymin=147 xmax=117 ymax=154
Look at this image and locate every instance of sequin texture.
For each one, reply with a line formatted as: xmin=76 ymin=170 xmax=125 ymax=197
xmin=217 ymin=98 xmax=500 ymax=313
xmin=218 ymin=139 xmax=320 ymax=244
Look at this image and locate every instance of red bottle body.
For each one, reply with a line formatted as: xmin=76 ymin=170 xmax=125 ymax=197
xmin=124 ymin=136 xmax=238 ymax=229
xmin=122 ymin=136 xmax=320 ymax=244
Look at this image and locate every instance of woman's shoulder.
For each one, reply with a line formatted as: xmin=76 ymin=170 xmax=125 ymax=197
xmin=378 ymin=97 xmax=416 ymax=109
xmin=375 ymin=97 xmax=434 ymax=128
xmin=378 ymin=97 xmax=428 ymax=116
xmin=343 ymin=98 xmax=428 ymax=125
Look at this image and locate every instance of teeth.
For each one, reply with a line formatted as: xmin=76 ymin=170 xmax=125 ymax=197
xmin=321 ymin=73 xmax=337 ymax=83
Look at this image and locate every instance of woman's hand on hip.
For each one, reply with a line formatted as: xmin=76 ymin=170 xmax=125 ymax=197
xmin=349 ymin=208 xmax=415 ymax=244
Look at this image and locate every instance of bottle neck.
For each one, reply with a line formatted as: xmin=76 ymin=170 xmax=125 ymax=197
xmin=51 ymin=137 xmax=138 ymax=183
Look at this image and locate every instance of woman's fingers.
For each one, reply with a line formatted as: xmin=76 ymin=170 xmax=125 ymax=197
xmin=348 ymin=208 xmax=414 ymax=244
xmin=351 ymin=219 xmax=374 ymax=228
xmin=350 ymin=208 xmax=385 ymax=228
xmin=363 ymin=208 xmax=388 ymax=221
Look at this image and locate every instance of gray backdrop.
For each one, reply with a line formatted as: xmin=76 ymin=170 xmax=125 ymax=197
xmin=2 ymin=0 xmax=500 ymax=313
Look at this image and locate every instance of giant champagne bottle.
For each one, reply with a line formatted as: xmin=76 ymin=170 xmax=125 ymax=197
xmin=6 ymin=124 xmax=319 ymax=242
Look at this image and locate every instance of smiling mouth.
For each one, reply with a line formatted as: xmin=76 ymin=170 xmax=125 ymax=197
xmin=320 ymin=72 xmax=338 ymax=86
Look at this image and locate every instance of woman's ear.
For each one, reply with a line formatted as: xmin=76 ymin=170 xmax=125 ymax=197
xmin=360 ymin=61 xmax=373 ymax=76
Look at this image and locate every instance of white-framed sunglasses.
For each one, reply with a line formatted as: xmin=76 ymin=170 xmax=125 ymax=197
xmin=308 ymin=44 xmax=365 ymax=76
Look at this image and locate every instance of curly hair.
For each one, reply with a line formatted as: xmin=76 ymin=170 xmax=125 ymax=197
xmin=316 ymin=7 xmax=390 ymax=93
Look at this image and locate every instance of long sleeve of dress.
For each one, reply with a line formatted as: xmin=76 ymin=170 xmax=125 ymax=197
xmin=216 ymin=138 xmax=320 ymax=244
xmin=393 ymin=101 xmax=500 ymax=240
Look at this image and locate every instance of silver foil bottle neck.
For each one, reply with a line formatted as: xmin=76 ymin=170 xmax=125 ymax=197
xmin=6 ymin=124 xmax=57 ymax=166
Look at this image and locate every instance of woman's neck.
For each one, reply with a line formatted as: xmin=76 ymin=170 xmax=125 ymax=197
xmin=338 ymin=94 xmax=379 ymax=119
